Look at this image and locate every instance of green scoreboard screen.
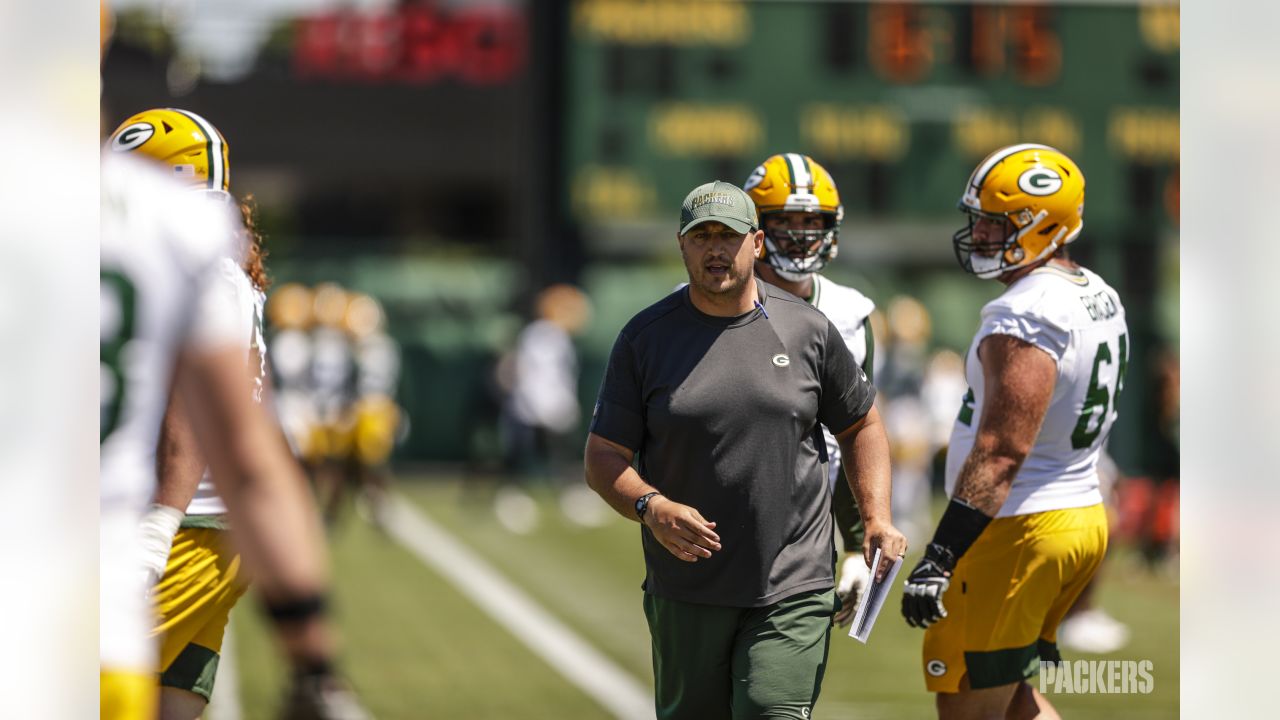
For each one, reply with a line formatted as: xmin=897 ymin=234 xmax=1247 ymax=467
xmin=566 ymin=0 xmax=1179 ymax=252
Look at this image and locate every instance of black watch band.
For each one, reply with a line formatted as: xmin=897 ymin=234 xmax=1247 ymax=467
xmin=635 ymin=491 xmax=662 ymax=521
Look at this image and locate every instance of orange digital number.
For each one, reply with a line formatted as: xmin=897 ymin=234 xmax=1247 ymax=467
xmin=868 ymin=3 xmax=932 ymax=84
xmin=1010 ymin=6 xmax=1061 ymax=86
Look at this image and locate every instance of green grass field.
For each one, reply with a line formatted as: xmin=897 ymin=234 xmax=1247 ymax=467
xmin=229 ymin=476 xmax=1178 ymax=719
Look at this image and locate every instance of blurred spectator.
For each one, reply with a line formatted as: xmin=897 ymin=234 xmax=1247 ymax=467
xmin=1109 ymin=347 xmax=1179 ymax=571
xmin=494 ymin=284 xmax=593 ymax=531
xmin=877 ymin=295 xmax=932 ymax=398
xmin=920 ymin=349 xmax=968 ymax=495
xmin=876 ymin=295 xmax=936 ymax=544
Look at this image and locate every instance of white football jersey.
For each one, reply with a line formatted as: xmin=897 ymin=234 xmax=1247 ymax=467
xmin=100 ymin=154 xmax=241 ymax=513
xmin=100 ymin=152 xmax=239 ymax=669
xmin=945 ymin=264 xmax=1128 ymax=517
xmin=356 ymin=331 xmax=401 ymax=399
xmin=310 ymin=325 xmax=356 ymax=420
xmin=185 ymin=258 xmax=267 ymax=517
xmin=810 ymin=274 xmax=875 ymax=489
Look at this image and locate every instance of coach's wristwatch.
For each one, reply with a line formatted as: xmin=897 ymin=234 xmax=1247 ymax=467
xmin=635 ymin=491 xmax=662 ymax=522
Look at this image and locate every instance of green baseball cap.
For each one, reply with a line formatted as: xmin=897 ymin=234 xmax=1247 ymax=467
xmin=679 ymin=180 xmax=758 ymax=236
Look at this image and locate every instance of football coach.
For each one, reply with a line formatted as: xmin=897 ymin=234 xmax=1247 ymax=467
xmin=585 ymin=180 xmax=908 ymax=719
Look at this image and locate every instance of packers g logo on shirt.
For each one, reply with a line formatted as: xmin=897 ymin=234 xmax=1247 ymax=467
xmin=1017 ymin=167 xmax=1063 ymax=196
xmin=772 ymin=354 xmax=790 ymax=367
xmin=111 ymin=122 xmax=155 ymax=152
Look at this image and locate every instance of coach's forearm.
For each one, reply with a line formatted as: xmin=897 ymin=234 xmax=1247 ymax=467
xmin=584 ymin=435 xmax=655 ymax=523
xmin=837 ymin=406 xmax=893 ymax=527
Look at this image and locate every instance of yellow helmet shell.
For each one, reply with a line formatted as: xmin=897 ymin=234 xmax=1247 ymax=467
xmin=956 ymin=143 xmax=1085 ymax=278
xmin=266 ymin=283 xmax=315 ymax=330
xmin=344 ymin=293 xmax=386 ymax=339
xmin=312 ymin=283 xmax=351 ymax=329
xmin=744 ymin=153 xmax=842 ymax=218
xmin=108 ymin=108 xmax=230 ymax=192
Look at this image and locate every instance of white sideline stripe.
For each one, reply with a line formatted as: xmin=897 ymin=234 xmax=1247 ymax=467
xmin=208 ymin=616 xmax=243 ymax=720
xmin=384 ymin=494 xmax=654 ymax=720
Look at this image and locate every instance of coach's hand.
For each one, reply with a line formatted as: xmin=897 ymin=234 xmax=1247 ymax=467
xmin=643 ymin=497 xmax=721 ymax=563
xmin=864 ymin=520 xmax=908 ymax=582
xmin=901 ymin=543 xmax=956 ymax=629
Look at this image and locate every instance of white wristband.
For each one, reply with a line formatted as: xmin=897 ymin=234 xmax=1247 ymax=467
xmin=138 ymin=504 xmax=184 ymax=588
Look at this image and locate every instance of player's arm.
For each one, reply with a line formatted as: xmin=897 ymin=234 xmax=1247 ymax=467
xmin=902 ymin=333 xmax=1056 ymax=628
xmin=584 ymin=433 xmax=721 ymax=562
xmin=154 ymin=390 xmax=206 ymax=511
xmin=135 ymin=390 xmax=209 ymax=589
xmin=833 ymin=406 xmax=906 ymax=581
xmin=174 ymin=344 xmax=334 ymax=664
xmin=952 ymin=333 xmax=1056 ymax=513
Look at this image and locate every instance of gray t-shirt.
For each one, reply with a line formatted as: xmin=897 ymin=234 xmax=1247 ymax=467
xmin=590 ymin=280 xmax=876 ymax=607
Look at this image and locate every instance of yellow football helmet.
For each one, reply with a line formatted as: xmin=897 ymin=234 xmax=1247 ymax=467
xmin=312 ymin=283 xmax=351 ymax=329
xmin=267 ymin=283 xmax=315 ymax=330
xmin=343 ymin=293 xmax=386 ymax=339
xmin=954 ymin=143 xmax=1085 ymax=279
xmin=107 ymin=108 xmax=231 ymax=194
xmin=743 ymin=153 xmax=843 ymax=278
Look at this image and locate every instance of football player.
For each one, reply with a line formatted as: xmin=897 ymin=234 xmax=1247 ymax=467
xmin=307 ymin=283 xmax=360 ymax=525
xmin=901 ymin=144 xmax=1125 ymax=719
xmin=266 ymin=282 xmax=325 ymax=467
xmin=743 ymin=153 xmax=877 ymax=625
xmin=341 ymin=293 xmax=404 ymax=527
xmin=107 ymin=107 xmax=281 ymax=719
xmin=101 ymin=136 xmax=365 ymax=717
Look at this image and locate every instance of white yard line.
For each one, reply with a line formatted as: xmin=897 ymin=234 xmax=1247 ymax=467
xmin=208 ymin=616 xmax=242 ymax=720
xmin=383 ymin=493 xmax=654 ymax=720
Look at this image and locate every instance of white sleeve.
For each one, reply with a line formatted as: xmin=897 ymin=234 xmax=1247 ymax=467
xmin=977 ymin=308 xmax=1071 ymax=364
xmin=187 ymin=259 xmax=253 ymax=351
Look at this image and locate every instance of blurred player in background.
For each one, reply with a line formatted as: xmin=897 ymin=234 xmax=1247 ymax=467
xmin=265 ymin=284 xmax=404 ymax=527
xmin=107 ymin=107 xmax=275 ymax=719
xmin=743 ymin=153 xmax=877 ymax=626
xmin=334 ymin=291 xmax=404 ymax=527
xmin=266 ymin=283 xmax=324 ymax=471
xmin=901 ymin=144 xmax=1125 ymax=720
xmin=309 ymin=282 xmax=360 ymax=504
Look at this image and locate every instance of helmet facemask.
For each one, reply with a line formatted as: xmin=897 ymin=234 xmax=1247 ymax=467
xmin=953 ymin=205 xmax=1061 ymax=280
xmin=761 ymin=211 xmax=839 ymax=280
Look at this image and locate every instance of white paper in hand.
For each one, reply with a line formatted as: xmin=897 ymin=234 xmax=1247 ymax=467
xmin=847 ymin=547 xmax=904 ymax=643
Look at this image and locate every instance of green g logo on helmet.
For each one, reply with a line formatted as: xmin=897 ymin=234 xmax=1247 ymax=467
xmin=1018 ymin=167 xmax=1063 ymax=196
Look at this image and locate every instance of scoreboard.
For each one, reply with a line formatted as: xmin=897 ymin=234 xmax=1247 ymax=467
xmin=565 ymin=0 xmax=1179 ymax=252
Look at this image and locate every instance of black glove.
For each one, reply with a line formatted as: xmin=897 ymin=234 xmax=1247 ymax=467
xmin=280 ymin=667 xmax=372 ymax=720
xmin=901 ymin=543 xmax=957 ymax=629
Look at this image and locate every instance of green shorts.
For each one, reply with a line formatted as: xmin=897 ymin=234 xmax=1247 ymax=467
xmin=643 ymin=588 xmax=836 ymax=720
